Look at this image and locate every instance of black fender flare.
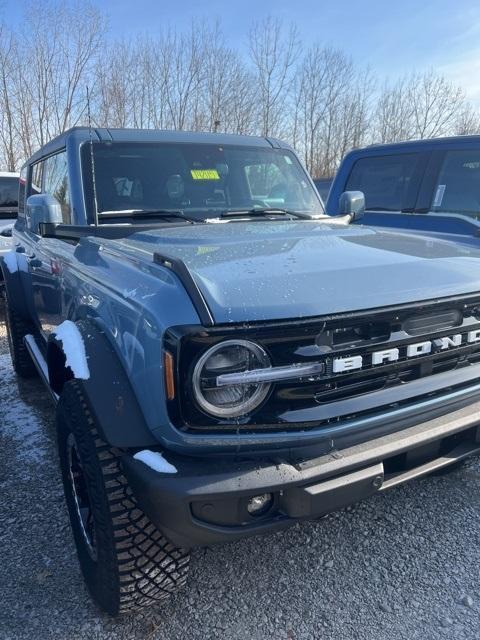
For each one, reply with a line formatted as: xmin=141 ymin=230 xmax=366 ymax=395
xmin=48 ymin=318 xmax=158 ymax=448
xmin=0 ymin=255 xmax=31 ymax=319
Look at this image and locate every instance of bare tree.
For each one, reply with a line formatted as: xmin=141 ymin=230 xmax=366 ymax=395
xmin=10 ymin=0 xmax=104 ymax=154
xmin=373 ymin=78 xmax=415 ymax=143
xmin=373 ymin=71 xmax=468 ymax=143
xmin=0 ymin=21 xmax=19 ymax=170
xmin=326 ymin=68 xmax=374 ymax=174
xmin=226 ymin=63 xmax=257 ymax=135
xmin=454 ymin=103 xmax=480 ymax=136
xmin=94 ymin=41 xmax=137 ymax=128
xmin=0 ymin=6 xmax=479 ymax=175
xmin=293 ymin=46 xmax=373 ymax=177
xmin=409 ymin=71 xmax=464 ymax=138
xmin=295 ymin=46 xmax=343 ymax=173
xmin=248 ymin=16 xmax=299 ymax=137
xmin=156 ymin=23 xmax=206 ymax=131
xmin=201 ymin=23 xmax=255 ymax=133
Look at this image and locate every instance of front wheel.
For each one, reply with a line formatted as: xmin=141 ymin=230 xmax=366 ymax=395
xmin=4 ymin=287 xmax=37 ymax=378
xmin=56 ymin=380 xmax=190 ymax=615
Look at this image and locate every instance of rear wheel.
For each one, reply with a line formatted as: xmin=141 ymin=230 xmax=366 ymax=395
xmin=57 ymin=380 xmax=190 ymax=615
xmin=4 ymin=287 xmax=37 ymax=378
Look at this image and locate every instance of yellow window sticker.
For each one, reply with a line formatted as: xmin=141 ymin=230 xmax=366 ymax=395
xmin=190 ymin=169 xmax=220 ymax=180
xmin=197 ymin=246 xmax=219 ymax=255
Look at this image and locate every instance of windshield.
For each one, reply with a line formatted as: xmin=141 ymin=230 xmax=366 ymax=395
xmin=0 ymin=177 xmax=19 ymax=209
xmin=81 ymin=142 xmax=323 ymax=222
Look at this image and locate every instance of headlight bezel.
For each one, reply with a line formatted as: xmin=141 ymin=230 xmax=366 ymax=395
xmin=191 ymin=339 xmax=272 ymax=418
xmin=163 ymin=320 xmax=329 ymax=431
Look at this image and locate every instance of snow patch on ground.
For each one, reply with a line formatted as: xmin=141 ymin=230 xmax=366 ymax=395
xmin=2 ymin=251 xmax=17 ymax=273
xmin=53 ymin=320 xmax=90 ymax=380
xmin=0 ymin=353 xmax=50 ymax=464
xmin=133 ymin=450 xmax=177 ymax=474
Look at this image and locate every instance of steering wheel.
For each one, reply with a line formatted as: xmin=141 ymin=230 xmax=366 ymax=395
xmin=268 ymin=183 xmax=287 ymax=199
xmin=250 ymin=199 xmax=269 ymax=208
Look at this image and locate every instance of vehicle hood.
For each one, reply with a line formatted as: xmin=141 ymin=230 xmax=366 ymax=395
xmin=113 ymin=221 xmax=480 ymax=323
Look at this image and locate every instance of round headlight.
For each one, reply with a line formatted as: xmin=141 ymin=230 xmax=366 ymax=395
xmin=192 ymin=340 xmax=271 ymax=418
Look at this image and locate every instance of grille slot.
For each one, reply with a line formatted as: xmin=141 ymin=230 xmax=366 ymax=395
xmin=403 ymin=310 xmax=462 ymax=336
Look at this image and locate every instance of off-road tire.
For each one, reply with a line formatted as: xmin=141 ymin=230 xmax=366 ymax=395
xmin=57 ymin=380 xmax=190 ymax=615
xmin=4 ymin=287 xmax=37 ymax=378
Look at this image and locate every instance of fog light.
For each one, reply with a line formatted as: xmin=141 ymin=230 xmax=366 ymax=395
xmin=247 ymin=493 xmax=273 ymax=516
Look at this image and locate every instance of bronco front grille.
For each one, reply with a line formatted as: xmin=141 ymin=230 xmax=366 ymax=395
xmin=169 ymin=294 xmax=480 ymax=433
xmin=286 ymin=341 xmax=480 ymax=406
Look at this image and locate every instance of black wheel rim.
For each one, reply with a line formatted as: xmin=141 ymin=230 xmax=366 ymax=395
xmin=67 ymin=433 xmax=98 ymax=561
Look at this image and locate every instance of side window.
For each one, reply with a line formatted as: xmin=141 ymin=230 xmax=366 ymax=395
xmin=42 ymin=152 xmax=71 ymax=224
xmin=432 ymin=150 xmax=480 ymax=219
xmin=43 ymin=152 xmax=71 ymax=223
xmin=345 ymin=153 xmax=420 ymax=212
xmin=30 ymin=161 xmax=44 ymax=195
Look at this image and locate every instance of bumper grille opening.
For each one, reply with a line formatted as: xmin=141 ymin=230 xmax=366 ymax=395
xmin=383 ymin=427 xmax=478 ymax=476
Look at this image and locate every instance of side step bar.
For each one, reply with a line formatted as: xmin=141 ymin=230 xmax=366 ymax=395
xmin=24 ymin=334 xmax=59 ymax=403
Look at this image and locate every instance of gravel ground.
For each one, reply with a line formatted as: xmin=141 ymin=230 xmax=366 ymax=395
xmin=1 ymin=302 xmax=480 ymax=640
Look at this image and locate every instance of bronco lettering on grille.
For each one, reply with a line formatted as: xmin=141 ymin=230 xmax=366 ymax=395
xmin=332 ymin=329 xmax=480 ymax=373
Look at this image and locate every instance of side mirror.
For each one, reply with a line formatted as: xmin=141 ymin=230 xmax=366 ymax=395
xmin=26 ymin=194 xmax=63 ymax=233
xmin=338 ymin=190 xmax=365 ymax=221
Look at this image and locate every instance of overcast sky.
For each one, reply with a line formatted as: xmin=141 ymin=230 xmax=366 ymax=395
xmin=4 ymin=0 xmax=480 ymax=104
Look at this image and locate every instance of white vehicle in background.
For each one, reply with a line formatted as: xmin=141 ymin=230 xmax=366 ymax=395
xmin=0 ymin=171 xmax=19 ymax=255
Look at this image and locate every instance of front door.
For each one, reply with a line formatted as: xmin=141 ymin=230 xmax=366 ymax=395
xmin=23 ymin=151 xmax=72 ymax=337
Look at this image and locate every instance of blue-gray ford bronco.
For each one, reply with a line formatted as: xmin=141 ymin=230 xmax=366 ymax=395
xmin=3 ymin=127 xmax=480 ymax=615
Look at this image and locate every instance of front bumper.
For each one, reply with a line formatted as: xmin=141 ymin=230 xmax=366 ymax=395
xmin=122 ymin=400 xmax=480 ymax=548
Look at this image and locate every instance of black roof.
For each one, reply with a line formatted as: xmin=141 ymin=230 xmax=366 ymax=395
xmin=27 ymin=127 xmax=292 ymax=163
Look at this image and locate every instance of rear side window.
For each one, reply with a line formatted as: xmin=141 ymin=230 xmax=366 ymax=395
xmin=432 ymin=150 xmax=480 ymax=219
xmin=30 ymin=161 xmax=44 ymax=195
xmin=345 ymin=153 xmax=421 ymax=211
xmin=40 ymin=151 xmax=71 ymax=223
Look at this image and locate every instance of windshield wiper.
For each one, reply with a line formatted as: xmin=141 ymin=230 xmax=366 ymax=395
xmin=98 ymin=209 xmax=199 ymax=223
xmin=220 ymin=207 xmax=313 ymax=220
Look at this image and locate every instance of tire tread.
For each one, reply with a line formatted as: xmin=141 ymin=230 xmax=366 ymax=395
xmin=58 ymin=381 xmax=189 ymax=615
xmin=4 ymin=290 xmax=37 ymax=378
